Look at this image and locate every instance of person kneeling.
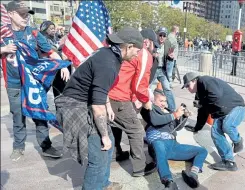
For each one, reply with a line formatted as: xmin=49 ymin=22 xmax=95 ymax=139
xmin=141 ymin=89 xmax=208 ymax=189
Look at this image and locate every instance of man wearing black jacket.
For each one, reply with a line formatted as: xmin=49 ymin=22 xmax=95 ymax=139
xmin=182 ymin=72 xmax=245 ymax=171
xmin=55 ymin=27 xmax=143 ymax=190
xmin=141 ymin=89 xmax=208 ymax=190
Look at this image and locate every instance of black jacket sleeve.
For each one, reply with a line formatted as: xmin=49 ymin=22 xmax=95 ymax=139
xmin=149 ymin=57 xmax=158 ymax=84
xmin=194 ymin=107 xmax=209 ymax=132
xmin=141 ymin=106 xmax=174 ymax=127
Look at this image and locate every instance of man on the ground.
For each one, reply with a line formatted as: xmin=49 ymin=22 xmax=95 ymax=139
xmin=141 ymin=89 xmax=208 ymax=189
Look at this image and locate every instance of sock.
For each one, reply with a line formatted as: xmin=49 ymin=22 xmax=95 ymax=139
xmin=190 ymin=166 xmax=199 ymax=175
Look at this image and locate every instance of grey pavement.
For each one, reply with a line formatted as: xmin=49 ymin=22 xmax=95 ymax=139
xmin=1 ymin=76 xmax=245 ymax=190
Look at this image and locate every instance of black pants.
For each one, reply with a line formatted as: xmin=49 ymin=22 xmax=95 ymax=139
xmin=231 ymin=52 xmax=239 ymax=75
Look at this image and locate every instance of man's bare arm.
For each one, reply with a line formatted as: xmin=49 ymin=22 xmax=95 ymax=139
xmin=92 ymin=105 xmax=111 ymax=150
xmin=92 ymin=105 xmax=108 ymax=137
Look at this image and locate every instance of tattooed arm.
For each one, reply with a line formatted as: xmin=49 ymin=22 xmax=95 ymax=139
xmin=92 ymin=105 xmax=112 ymax=150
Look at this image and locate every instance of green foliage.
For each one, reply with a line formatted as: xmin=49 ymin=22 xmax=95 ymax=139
xmin=33 ymin=16 xmax=43 ymax=24
xmin=104 ymin=1 xmax=232 ymax=41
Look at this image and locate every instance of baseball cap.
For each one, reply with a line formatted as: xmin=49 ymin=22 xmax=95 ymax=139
xmin=7 ymin=1 xmax=34 ymax=15
xmin=158 ymin=27 xmax=168 ymax=35
xmin=182 ymin=72 xmax=200 ymax=89
xmin=107 ymin=27 xmax=143 ymax=49
xmin=140 ymin=29 xmax=160 ymax=48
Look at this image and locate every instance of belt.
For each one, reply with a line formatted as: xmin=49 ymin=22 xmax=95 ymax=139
xmin=109 ymin=98 xmax=131 ymax=103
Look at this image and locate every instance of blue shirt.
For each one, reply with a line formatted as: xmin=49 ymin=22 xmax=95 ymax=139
xmin=1 ymin=26 xmax=52 ymax=89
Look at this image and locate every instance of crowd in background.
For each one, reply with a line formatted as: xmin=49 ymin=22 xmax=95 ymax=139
xmin=180 ymin=37 xmax=245 ymax=53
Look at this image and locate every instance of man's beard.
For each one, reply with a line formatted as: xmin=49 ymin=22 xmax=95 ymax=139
xmin=147 ymin=46 xmax=153 ymax=54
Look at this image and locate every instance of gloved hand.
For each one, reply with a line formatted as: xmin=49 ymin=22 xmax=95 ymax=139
xmin=185 ymin=125 xmax=199 ymax=133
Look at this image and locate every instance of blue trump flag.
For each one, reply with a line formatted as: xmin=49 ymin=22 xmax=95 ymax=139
xmin=14 ymin=40 xmax=71 ymax=132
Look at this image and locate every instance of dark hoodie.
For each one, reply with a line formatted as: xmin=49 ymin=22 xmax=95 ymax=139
xmin=194 ymin=76 xmax=245 ymax=132
xmin=141 ymin=104 xmax=187 ymax=139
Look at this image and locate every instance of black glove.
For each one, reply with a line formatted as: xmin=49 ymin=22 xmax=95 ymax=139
xmin=185 ymin=125 xmax=199 ymax=133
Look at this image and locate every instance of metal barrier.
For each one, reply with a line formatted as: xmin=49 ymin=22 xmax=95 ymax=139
xmin=177 ymin=50 xmax=245 ymax=87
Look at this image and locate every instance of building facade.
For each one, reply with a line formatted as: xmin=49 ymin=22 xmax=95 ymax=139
xmin=183 ymin=1 xmax=206 ymax=18
xmin=219 ymin=1 xmax=245 ymax=31
xmin=2 ymin=0 xmax=79 ymax=27
xmin=205 ymin=0 xmax=221 ymax=23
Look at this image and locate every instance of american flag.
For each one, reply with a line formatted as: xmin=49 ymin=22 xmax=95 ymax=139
xmin=1 ymin=4 xmax=11 ymax=25
xmin=62 ymin=0 xmax=112 ymax=67
xmin=1 ymin=4 xmax=13 ymax=43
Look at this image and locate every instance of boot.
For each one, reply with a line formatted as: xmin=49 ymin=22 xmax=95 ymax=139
xmin=181 ymin=170 xmax=199 ymax=188
xmin=233 ymin=137 xmax=243 ymax=153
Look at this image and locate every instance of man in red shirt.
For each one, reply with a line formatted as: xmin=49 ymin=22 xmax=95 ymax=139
xmin=108 ymin=29 xmax=158 ymax=177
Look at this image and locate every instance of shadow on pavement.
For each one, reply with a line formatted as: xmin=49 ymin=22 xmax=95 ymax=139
xmin=1 ymin=170 xmax=10 ymax=188
xmin=193 ymin=125 xmax=221 ymax=163
xmin=34 ymin=134 xmax=84 ymax=189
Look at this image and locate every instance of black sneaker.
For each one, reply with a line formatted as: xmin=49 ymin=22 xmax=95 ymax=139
xmin=210 ymin=160 xmax=238 ymax=171
xmin=116 ymin=151 xmax=130 ymax=162
xmin=132 ymin=162 xmax=157 ymax=177
xmin=234 ymin=137 xmax=243 ymax=153
xmin=163 ymin=180 xmax=179 ymax=190
xmin=42 ymin=146 xmax=62 ymax=158
xmin=181 ymin=170 xmax=199 ymax=188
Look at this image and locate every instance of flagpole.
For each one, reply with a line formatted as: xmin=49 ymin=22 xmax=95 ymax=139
xmin=45 ymin=1 xmax=49 ymax=20
xmin=29 ymin=0 xmax=33 ymax=26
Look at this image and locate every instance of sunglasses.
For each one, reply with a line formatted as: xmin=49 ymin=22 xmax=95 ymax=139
xmin=159 ymin=34 xmax=166 ymax=37
xmin=16 ymin=11 xmax=30 ymax=19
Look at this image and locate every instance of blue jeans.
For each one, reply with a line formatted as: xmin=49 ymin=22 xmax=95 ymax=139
xmin=166 ymin=60 xmax=175 ymax=84
xmin=152 ymin=139 xmax=208 ymax=181
xmin=7 ymin=88 xmax=52 ymax=150
xmin=151 ymin=68 xmax=176 ymax=111
xmin=82 ymin=133 xmax=114 ymax=190
xmin=211 ymin=106 xmax=245 ymax=161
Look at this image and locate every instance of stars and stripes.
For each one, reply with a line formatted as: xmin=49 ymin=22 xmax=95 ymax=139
xmin=0 ymin=4 xmax=13 ymax=43
xmin=62 ymin=0 xmax=112 ymax=67
xmin=1 ymin=4 xmax=11 ymax=25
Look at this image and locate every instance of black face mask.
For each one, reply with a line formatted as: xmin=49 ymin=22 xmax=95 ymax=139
xmin=111 ymin=44 xmax=122 ymax=60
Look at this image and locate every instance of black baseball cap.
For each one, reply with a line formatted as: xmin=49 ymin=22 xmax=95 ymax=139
xmin=182 ymin=72 xmax=200 ymax=89
xmin=141 ymin=29 xmax=160 ymax=48
xmin=7 ymin=1 xmax=35 ymax=15
xmin=107 ymin=27 xmax=143 ymax=49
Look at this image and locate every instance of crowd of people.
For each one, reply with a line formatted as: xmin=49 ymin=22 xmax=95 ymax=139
xmin=181 ymin=37 xmax=245 ymax=54
xmin=1 ymin=1 xmax=245 ymax=190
